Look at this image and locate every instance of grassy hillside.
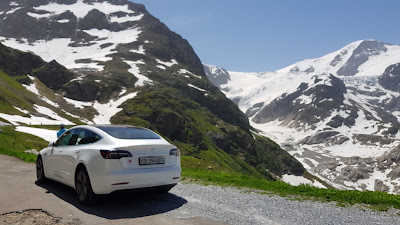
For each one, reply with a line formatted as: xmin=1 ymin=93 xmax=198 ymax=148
xmin=0 ymin=70 xmax=37 ymax=115
xmin=0 ymin=126 xmax=47 ymax=162
xmin=112 ymin=83 xmax=304 ymax=179
xmin=0 ymin=69 xmax=85 ymax=125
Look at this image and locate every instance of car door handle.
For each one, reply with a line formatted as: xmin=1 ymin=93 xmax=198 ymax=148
xmin=75 ymin=151 xmax=80 ymax=153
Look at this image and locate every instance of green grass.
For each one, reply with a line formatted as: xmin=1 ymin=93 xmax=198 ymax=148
xmin=0 ymin=126 xmax=46 ymax=162
xmin=182 ymin=167 xmax=400 ymax=211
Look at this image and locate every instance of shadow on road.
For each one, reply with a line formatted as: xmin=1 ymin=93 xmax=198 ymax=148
xmin=35 ymin=180 xmax=187 ymax=220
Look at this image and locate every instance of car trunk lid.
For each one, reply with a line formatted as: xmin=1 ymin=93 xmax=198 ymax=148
xmin=116 ymin=144 xmax=177 ymax=169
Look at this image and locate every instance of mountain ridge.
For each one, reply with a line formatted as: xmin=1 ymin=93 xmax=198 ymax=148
xmin=205 ymin=39 xmax=400 ymax=193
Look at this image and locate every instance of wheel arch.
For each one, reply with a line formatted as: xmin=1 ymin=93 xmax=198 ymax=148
xmin=74 ymin=163 xmax=87 ymax=187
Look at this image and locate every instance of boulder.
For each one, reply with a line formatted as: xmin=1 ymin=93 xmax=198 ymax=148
xmin=24 ymin=149 xmax=39 ymax=155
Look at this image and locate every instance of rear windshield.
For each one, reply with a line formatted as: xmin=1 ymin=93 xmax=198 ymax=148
xmin=97 ymin=126 xmax=161 ymax=140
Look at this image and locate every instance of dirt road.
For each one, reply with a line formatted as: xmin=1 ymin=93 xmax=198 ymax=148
xmin=0 ymin=154 xmax=225 ymax=225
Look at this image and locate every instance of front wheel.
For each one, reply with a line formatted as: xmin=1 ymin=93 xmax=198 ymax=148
xmin=75 ymin=167 xmax=96 ymax=204
xmin=36 ymin=156 xmax=47 ymax=183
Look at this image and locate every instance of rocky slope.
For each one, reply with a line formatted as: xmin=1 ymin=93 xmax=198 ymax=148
xmin=205 ymin=40 xmax=400 ymax=193
xmin=0 ymin=0 xmax=304 ymax=180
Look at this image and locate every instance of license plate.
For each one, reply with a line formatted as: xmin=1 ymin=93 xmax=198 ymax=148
xmin=139 ymin=156 xmax=165 ymax=165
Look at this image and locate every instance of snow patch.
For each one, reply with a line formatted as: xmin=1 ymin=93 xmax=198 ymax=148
xmin=0 ymin=110 xmax=74 ymax=126
xmin=57 ymin=19 xmax=70 ymax=23
xmin=110 ymin=14 xmax=144 ymax=23
xmin=64 ymin=97 xmax=91 ymax=109
xmin=22 ymin=75 xmax=40 ymax=95
xmin=15 ymin=126 xmax=57 ymax=142
xmin=92 ymin=92 xmax=138 ymax=124
xmin=156 ymin=59 xmax=178 ymax=67
xmin=179 ymin=69 xmax=202 ymax=79
xmin=188 ymin=84 xmax=206 ymax=92
xmin=157 ymin=65 xmax=166 ymax=70
xmin=282 ymin=174 xmax=326 ymax=189
xmin=6 ymin=7 xmax=21 ymax=14
xmin=34 ymin=105 xmax=73 ymax=124
xmin=27 ymin=12 xmax=52 ymax=19
xmin=124 ymin=60 xmax=152 ymax=87
xmin=41 ymin=96 xmax=60 ymax=108
xmin=129 ymin=45 xmax=145 ymax=55
xmin=14 ymin=107 xmax=29 ymax=114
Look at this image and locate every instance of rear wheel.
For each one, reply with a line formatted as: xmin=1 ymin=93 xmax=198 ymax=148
xmin=36 ymin=156 xmax=47 ymax=183
xmin=75 ymin=167 xmax=96 ymax=204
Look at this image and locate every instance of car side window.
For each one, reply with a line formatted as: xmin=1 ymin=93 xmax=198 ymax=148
xmin=55 ymin=130 xmax=73 ymax=146
xmin=77 ymin=129 xmax=101 ymax=145
xmin=67 ymin=129 xmax=83 ymax=146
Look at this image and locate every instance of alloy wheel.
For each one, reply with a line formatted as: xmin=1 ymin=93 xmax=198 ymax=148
xmin=76 ymin=171 xmax=88 ymax=201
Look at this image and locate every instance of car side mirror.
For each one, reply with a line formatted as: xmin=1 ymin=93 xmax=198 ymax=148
xmin=48 ymin=142 xmax=55 ymax=147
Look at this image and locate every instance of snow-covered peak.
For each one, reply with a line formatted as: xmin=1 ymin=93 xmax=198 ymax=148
xmin=277 ymin=40 xmax=400 ymax=77
xmin=203 ymin=64 xmax=231 ymax=89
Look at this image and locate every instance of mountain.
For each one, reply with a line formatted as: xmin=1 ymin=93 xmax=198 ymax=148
xmin=0 ymin=0 xmax=304 ymax=180
xmin=205 ymin=40 xmax=400 ymax=193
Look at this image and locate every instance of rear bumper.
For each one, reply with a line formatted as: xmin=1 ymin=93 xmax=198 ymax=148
xmin=90 ymin=166 xmax=181 ymax=194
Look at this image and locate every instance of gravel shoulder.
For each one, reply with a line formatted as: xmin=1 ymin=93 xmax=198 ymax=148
xmin=168 ymin=183 xmax=400 ymax=225
xmin=0 ymin=154 xmax=399 ymax=225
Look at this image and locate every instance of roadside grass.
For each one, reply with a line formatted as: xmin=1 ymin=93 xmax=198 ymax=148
xmin=1 ymin=126 xmax=400 ymax=212
xmin=29 ymin=124 xmax=74 ymax=130
xmin=182 ymin=166 xmax=400 ymax=211
xmin=0 ymin=126 xmax=46 ymax=163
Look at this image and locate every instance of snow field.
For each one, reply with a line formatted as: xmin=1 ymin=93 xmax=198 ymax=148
xmin=1 ymin=27 xmax=142 ymax=72
xmin=33 ymin=0 xmax=136 ymax=19
xmin=15 ymin=126 xmax=57 ymax=142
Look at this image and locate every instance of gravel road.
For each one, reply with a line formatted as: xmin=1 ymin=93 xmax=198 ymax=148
xmin=167 ymin=183 xmax=400 ymax=225
xmin=1 ymin=154 xmax=399 ymax=225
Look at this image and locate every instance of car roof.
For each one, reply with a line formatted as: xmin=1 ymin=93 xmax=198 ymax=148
xmin=93 ymin=124 xmax=147 ymax=129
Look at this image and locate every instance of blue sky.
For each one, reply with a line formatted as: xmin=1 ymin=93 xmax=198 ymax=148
xmin=132 ymin=0 xmax=400 ymax=72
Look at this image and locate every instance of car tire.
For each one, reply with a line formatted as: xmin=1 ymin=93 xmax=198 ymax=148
xmin=36 ymin=156 xmax=47 ymax=183
xmin=75 ymin=167 xmax=96 ymax=204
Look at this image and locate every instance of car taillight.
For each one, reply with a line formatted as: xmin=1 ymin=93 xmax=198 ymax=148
xmin=100 ymin=150 xmax=132 ymax=159
xmin=170 ymin=148 xmax=181 ymax=156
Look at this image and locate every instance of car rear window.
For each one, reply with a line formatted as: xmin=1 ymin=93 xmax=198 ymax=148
xmin=97 ymin=126 xmax=161 ymax=140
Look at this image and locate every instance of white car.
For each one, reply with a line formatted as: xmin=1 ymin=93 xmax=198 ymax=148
xmin=36 ymin=125 xmax=181 ymax=204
